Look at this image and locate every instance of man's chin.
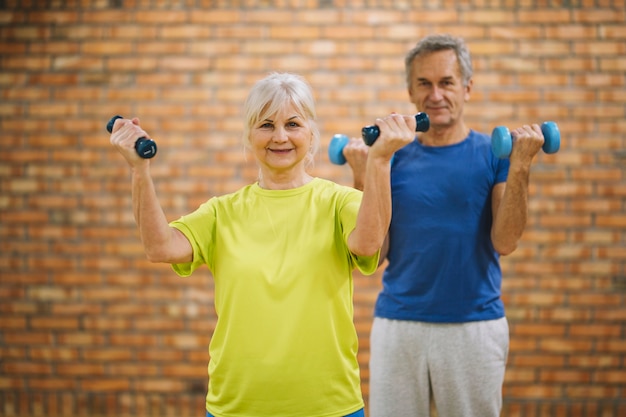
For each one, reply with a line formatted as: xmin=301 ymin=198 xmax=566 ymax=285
xmin=429 ymin=119 xmax=454 ymax=129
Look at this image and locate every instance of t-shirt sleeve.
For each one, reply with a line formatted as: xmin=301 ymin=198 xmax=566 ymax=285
xmin=169 ymin=199 xmax=217 ymax=277
xmin=339 ymin=189 xmax=381 ymax=276
xmin=495 ymin=156 xmax=510 ymax=184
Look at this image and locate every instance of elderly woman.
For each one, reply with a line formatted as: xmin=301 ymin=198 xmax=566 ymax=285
xmin=109 ymin=72 xmax=415 ymax=417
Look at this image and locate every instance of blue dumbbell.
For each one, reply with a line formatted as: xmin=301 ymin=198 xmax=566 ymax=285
xmin=329 ymin=112 xmax=430 ymax=165
xmin=106 ymin=115 xmax=158 ymax=159
xmin=328 ymin=134 xmax=351 ymax=165
xmin=491 ymin=121 xmax=560 ymax=159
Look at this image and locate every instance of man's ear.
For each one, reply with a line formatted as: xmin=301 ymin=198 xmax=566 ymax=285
xmin=464 ymin=79 xmax=473 ymax=102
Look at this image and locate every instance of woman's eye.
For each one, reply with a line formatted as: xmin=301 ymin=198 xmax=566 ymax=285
xmin=260 ymin=122 xmax=273 ymax=129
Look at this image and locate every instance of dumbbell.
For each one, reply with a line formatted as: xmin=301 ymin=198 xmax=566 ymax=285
xmin=491 ymin=121 xmax=560 ymax=159
xmin=329 ymin=112 xmax=430 ymax=165
xmin=106 ymin=115 xmax=158 ymax=159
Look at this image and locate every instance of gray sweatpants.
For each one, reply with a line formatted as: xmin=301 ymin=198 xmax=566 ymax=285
xmin=369 ymin=317 xmax=509 ymax=417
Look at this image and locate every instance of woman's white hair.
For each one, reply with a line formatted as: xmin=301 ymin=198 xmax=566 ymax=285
xmin=242 ymin=72 xmax=320 ymax=167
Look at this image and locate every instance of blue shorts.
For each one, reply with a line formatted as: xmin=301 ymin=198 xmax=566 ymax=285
xmin=206 ymin=408 xmax=364 ymax=417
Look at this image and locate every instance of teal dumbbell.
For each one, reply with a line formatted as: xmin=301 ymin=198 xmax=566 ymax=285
xmin=329 ymin=112 xmax=430 ymax=165
xmin=329 ymin=134 xmax=398 ymax=166
xmin=328 ymin=134 xmax=351 ymax=165
xmin=491 ymin=121 xmax=560 ymax=159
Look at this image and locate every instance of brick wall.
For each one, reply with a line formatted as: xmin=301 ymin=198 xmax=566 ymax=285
xmin=1 ymin=1 xmax=625 ymax=416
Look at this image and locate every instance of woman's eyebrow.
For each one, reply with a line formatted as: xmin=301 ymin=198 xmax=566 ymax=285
xmin=262 ymin=115 xmax=301 ymax=123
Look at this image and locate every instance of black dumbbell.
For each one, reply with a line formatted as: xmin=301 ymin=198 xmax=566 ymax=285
xmin=329 ymin=112 xmax=430 ymax=165
xmin=491 ymin=121 xmax=560 ymax=159
xmin=106 ymin=115 xmax=157 ymax=159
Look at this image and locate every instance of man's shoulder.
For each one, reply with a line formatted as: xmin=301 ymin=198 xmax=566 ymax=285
xmin=468 ymin=129 xmax=491 ymax=142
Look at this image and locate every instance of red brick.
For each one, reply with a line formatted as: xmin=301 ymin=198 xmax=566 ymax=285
xmin=537 ymin=307 xmax=593 ymax=321
xmin=29 ymin=347 xmax=78 ymax=361
xmin=56 ymin=333 xmax=106 ymax=346
xmin=82 ymin=348 xmax=133 ymax=362
xmin=540 ymin=369 xmax=592 ymax=384
xmin=27 ymin=11 xmax=78 ymax=24
xmin=565 ymin=385 xmax=621 ymax=399
xmin=190 ymin=10 xmax=241 ymax=24
xmin=28 ymin=378 xmax=76 ymax=390
xmin=510 ymin=354 xmax=566 ymax=368
xmin=134 ymin=379 xmax=187 ymax=393
xmin=506 ymin=384 xmax=564 ymax=399
xmin=570 ymin=324 xmax=622 ymax=337
xmin=512 ymin=324 xmax=567 ymax=337
xmin=568 ymin=354 xmax=621 ymax=368
xmin=81 ymin=379 xmax=130 ymax=392
xmin=2 ymin=362 xmax=52 ymax=375
xmin=595 ymin=370 xmax=626 ymax=384
xmin=57 ymin=363 xmax=106 ymax=376
xmin=573 ymin=9 xmax=626 ymax=23
xmin=160 ymin=25 xmax=211 ymax=39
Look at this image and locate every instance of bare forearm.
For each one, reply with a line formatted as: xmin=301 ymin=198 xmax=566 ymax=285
xmin=346 ymin=113 xmax=415 ymax=256
xmin=491 ymin=164 xmax=530 ymax=255
xmin=131 ymin=167 xmax=190 ymax=263
xmin=353 ymin=177 xmax=365 ymax=192
xmin=348 ymin=157 xmax=392 ymax=256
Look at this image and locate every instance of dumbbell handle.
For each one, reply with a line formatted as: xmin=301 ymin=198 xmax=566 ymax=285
xmin=328 ymin=112 xmax=430 ymax=165
xmin=106 ymin=115 xmax=157 ymax=159
xmin=491 ymin=121 xmax=560 ymax=159
xmin=361 ymin=112 xmax=430 ymax=146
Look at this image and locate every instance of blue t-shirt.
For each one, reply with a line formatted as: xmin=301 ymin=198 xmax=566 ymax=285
xmin=374 ymin=130 xmax=510 ymax=323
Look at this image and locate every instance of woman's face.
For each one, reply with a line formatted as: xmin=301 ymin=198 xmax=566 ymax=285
xmin=249 ymin=102 xmax=312 ymax=174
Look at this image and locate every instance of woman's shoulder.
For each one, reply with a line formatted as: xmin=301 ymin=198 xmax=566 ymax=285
xmin=310 ymin=178 xmax=362 ymax=208
xmin=313 ymin=177 xmax=360 ymax=194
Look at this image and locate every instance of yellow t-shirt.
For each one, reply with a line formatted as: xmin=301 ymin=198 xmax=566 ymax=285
xmin=170 ymin=178 xmax=379 ymax=417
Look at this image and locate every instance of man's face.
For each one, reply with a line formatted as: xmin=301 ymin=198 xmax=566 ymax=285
xmin=407 ymin=49 xmax=472 ymax=129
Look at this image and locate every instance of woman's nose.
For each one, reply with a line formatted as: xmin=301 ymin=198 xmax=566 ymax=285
xmin=273 ymin=127 xmax=288 ymax=142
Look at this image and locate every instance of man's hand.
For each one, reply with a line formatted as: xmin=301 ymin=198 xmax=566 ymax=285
xmin=509 ymin=124 xmax=545 ymax=165
xmin=343 ymin=138 xmax=369 ymax=191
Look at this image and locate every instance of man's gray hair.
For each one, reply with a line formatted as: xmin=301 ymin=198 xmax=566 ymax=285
xmin=405 ymin=34 xmax=473 ymax=88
